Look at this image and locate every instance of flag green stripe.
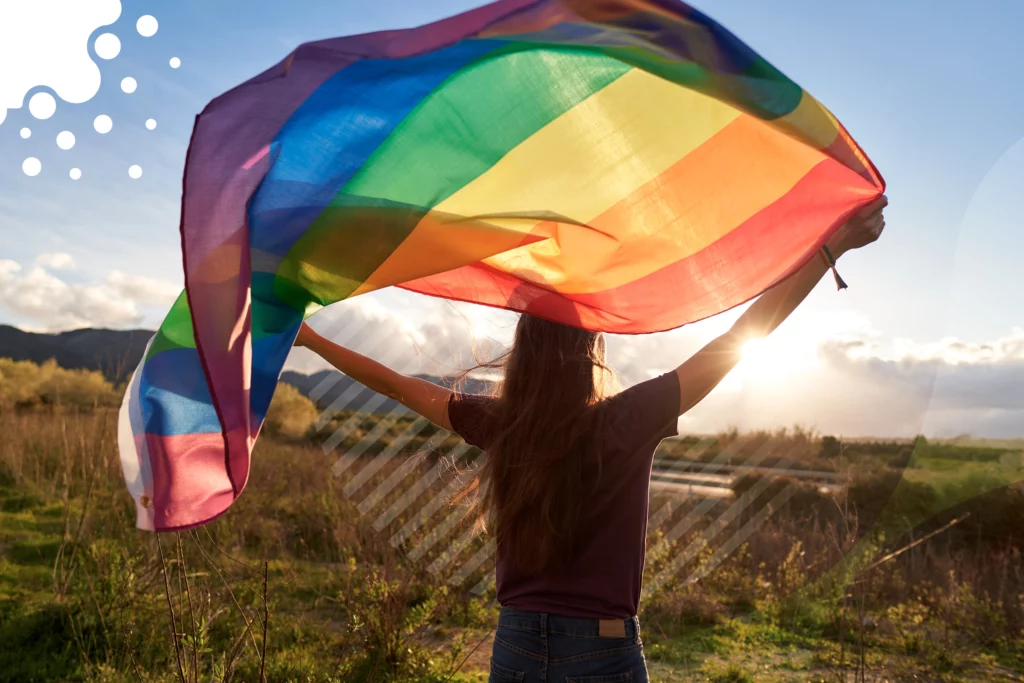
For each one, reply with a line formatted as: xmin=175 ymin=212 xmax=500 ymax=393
xmin=274 ymin=45 xmax=632 ymax=309
xmin=146 ymin=291 xmax=195 ymax=359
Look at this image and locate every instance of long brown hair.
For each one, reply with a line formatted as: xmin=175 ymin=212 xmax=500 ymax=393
xmin=469 ymin=313 xmax=616 ymax=576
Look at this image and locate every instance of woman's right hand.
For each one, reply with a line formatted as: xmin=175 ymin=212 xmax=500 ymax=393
xmin=295 ymin=321 xmax=319 ymax=348
xmin=828 ymin=194 xmax=888 ymax=257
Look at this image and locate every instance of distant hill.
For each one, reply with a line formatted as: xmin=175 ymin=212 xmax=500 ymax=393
xmin=0 ymin=325 xmax=153 ymax=382
xmin=0 ymin=324 xmax=493 ymax=408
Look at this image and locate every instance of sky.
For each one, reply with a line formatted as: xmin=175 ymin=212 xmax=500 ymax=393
xmin=0 ymin=0 xmax=1021 ymax=438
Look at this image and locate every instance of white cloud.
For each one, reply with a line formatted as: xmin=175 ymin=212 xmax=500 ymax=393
xmin=0 ymin=260 xmax=22 ymax=287
xmin=285 ymin=291 xmax=1023 ymax=439
xmin=0 ymin=0 xmax=122 ymax=125
xmin=677 ymin=325 xmax=1024 ymax=439
xmin=35 ymin=251 xmax=76 ymax=270
xmin=106 ymin=270 xmax=179 ymax=306
xmin=0 ymin=257 xmax=178 ymax=331
xmin=887 ymin=329 xmax=1024 ymax=366
xmin=815 ymin=334 xmax=1024 ymax=438
xmin=823 ymin=328 xmax=1024 ymax=410
xmin=289 ymin=292 xmax=506 ymax=378
xmin=1 ymin=265 xmax=138 ymax=329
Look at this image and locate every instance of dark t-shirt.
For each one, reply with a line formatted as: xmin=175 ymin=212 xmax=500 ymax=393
xmin=447 ymin=371 xmax=680 ymax=619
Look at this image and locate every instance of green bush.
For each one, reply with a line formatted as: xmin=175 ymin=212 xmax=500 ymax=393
xmin=262 ymin=382 xmax=318 ymax=440
xmin=0 ymin=358 xmax=119 ymax=410
xmin=820 ymin=435 xmax=842 ymax=459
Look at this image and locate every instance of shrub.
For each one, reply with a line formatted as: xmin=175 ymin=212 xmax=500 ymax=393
xmin=0 ymin=358 xmax=118 ymax=410
xmin=262 ymin=382 xmax=318 ymax=440
xmin=820 ymin=435 xmax=842 ymax=459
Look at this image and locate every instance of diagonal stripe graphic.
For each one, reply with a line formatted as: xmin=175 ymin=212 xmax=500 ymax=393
xmin=308 ymin=318 xmax=388 ymax=403
xmin=400 ymin=467 xmax=484 ymax=558
xmin=469 ymin=571 xmax=495 ymax=597
xmin=341 ymin=416 xmax=433 ymax=494
xmin=646 ymin=448 xmax=803 ymax=596
xmin=448 ymin=539 xmax=495 ymax=587
xmin=647 ymin=436 xmax=727 ymax=530
xmin=430 ymin=521 xmax=485 ymax=574
xmin=652 ymin=438 xmax=782 ymax=549
xmin=323 ymin=395 xmax=409 ymax=459
xmin=334 ymin=411 xmax=409 ymax=487
xmin=355 ymin=430 xmax=451 ymax=513
xmin=681 ymin=484 xmax=799 ymax=588
xmin=370 ymin=443 xmax=472 ymax=529
xmin=314 ymin=323 xmax=405 ymax=430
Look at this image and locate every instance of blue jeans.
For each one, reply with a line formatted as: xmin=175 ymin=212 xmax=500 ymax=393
xmin=488 ymin=608 xmax=649 ymax=682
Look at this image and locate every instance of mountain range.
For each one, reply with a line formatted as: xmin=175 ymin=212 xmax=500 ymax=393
xmin=0 ymin=324 xmax=491 ymax=408
xmin=0 ymin=325 xmax=152 ymax=382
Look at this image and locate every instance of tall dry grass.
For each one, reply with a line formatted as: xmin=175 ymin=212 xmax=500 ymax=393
xmin=0 ymin=404 xmax=1022 ymax=681
xmin=0 ymin=408 xmax=494 ymax=682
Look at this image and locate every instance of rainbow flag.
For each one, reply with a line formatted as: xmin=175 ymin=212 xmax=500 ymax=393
xmin=119 ymin=0 xmax=884 ymax=531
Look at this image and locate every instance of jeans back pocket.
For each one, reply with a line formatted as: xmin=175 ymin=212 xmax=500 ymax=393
xmin=489 ymin=658 xmax=525 ymax=682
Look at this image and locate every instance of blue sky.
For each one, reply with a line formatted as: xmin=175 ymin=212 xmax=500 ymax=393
xmin=0 ymin=0 xmax=1021 ymax=436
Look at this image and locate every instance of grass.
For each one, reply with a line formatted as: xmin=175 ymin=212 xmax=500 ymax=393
xmin=0 ymin=406 xmax=1022 ymax=682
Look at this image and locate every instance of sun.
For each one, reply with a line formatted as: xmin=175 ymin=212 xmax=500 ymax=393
xmin=740 ymin=339 xmax=763 ymax=363
xmin=737 ymin=339 xmax=770 ymax=379
xmin=740 ymin=338 xmax=775 ymax=368
xmin=734 ymin=337 xmax=816 ymax=384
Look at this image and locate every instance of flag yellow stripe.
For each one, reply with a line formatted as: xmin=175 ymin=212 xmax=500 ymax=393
xmin=519 ymin=112 xmax=829 ymax=293
xmin=352 ymin=67 xmax=739 ymax=296
xmin=356 ymin=67 xmax=828 ymax=296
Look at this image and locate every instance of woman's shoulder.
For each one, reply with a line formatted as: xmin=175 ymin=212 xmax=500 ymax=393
xmin=447 ymin=392 xmax=498 ymax=449
xmin=596 ymin=371 xmax=680 ymax=443
xmin=602 ymin=371 xmax=679 ymax=410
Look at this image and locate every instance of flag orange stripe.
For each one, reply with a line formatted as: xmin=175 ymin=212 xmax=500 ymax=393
xmin=400 ymin=158 xmax=880 ymax=333
xmin=482 ymin=112 xmax=829 ymax=294
xmin=359 ymin=67 xmax=742 ymax=296
xmin=348 ymin=212 xmax=546 ymax=296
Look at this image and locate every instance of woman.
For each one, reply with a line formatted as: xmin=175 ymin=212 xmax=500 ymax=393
xmin=295 ymin=195 xmax=887 ymax=682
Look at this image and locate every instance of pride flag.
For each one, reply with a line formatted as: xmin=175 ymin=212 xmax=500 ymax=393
xmin=119 ymin=0 xmax=884 ymax=531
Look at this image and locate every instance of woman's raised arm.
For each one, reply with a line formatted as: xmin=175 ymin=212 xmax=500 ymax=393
xmin=672 ymin=195 xmax=888 ymax=416
xmin=294 ymin=323 xmax=454 ymax=430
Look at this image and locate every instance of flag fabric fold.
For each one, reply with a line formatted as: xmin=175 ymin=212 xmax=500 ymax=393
xmin=119 ymin=0 xmax=884 ymax=531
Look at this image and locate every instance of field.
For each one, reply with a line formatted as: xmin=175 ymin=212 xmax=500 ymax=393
xmin=1 ymin=366 xmax=1023 ymax=682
